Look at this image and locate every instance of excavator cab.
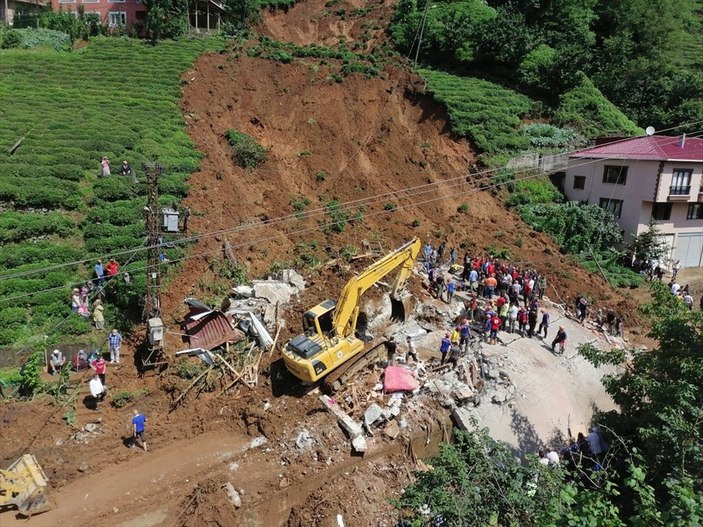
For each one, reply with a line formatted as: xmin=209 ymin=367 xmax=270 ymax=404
xmin=302 ymin=300 xmax=336 ymax=338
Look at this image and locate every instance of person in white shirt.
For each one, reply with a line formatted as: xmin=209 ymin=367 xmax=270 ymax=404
xmin=508 ymin=303 xmax=519 ymax=333
xmin=406 ymin=336 xmax=418 ymax=363
xmin=89 ymin=375 xmax=105 ymax=407
xmin=671 ymin=282 xmax=681 ymax=296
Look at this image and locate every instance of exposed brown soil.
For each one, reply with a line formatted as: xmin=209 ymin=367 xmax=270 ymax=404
xmin=0 ymin=0 xmax=648 ymax=525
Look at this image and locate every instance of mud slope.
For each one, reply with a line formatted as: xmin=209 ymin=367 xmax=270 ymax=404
xmin=167 ymin=48 xmax=634 ymax=323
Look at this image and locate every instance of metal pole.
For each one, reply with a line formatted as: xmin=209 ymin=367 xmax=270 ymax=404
xmin=143 ymin=162 xmax=163 ymax=321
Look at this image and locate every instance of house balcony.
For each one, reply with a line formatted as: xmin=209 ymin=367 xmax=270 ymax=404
xmin=668 ymin=185 xmax=691 ymax=201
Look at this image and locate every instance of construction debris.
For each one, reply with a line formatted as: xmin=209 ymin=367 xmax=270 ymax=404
xmin=319 ymin=395 xmax=368 ymax=453
xmin=222 ymin=482 xmax=241 ymax=509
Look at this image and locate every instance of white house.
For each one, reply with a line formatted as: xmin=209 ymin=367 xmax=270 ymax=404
xmin=564 ymin=134 xmax=703 ymax=268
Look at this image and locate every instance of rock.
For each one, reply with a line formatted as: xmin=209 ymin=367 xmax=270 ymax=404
xmin=113 ymin=507 xmax=119 ymax=513
xmin=84 ymin=423 xmax=97 ymax=433
xmin=384 ymin=421 xmax=401 ymax=439
xmin=295 ymin=429 xmax=315 ymax=450
xmin=77 ymin=464 xmax=89 ymax=473
xmin=389 ymin=405 xmax=401 ymax=418
xmin=499 ymin=370 xmax=511 ymax=379
xmin=364 ymin=404 xmax=384 ymax=427
xmin=279 ymin=477 xmax=290 ymax=489
xmin=222 ymin=482 xmax=242 ymax=509
xmin=399 ymin=418 xmax=409 ymax=429
xmin=486 ymin=369 xmax=500 ymax=380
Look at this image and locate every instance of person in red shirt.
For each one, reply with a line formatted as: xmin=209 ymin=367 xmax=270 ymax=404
xmin=105 ymin=259 xmax=119 ymax=277
xmin=496 ymin=294 xmax=507 ymax=309
xmin=92 ymin=355 xmax=107 ymax=386
xmin=489 ymin=314 xmax=502 ymax=345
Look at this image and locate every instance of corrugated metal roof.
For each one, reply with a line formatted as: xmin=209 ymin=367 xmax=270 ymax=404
xmin=183 ymin=309 xmax=242 ymax=351
xmin=570 ymin=135 xmax=703 ymax=161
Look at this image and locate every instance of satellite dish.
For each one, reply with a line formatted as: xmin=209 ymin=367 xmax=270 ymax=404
xmin=645 ymin=126 xmax=655 ymax=136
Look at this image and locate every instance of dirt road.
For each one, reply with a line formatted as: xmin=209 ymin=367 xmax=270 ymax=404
xmin=1 ymin=431 xmax=251 ymax=527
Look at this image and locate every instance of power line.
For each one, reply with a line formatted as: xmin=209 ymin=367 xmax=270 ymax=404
xmin=1 ymin=126 xmax=700 ymax=284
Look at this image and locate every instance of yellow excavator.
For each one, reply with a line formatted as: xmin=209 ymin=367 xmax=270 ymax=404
xmin=0 ymin=454 xmax=52 ymax=517
xmin=282 ymin=238 xmax=421 ymax=391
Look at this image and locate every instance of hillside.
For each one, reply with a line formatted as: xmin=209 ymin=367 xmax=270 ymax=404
xmin=0 ymin=1 xmax=665 ymax=526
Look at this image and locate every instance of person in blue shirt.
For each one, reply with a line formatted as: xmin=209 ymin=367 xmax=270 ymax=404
xmin=94 ymin=260 xmax=105 ymax=286
xmin=439 ymin=333 xmax=451 ymax=364
xmin=446 ymin=280 xmax=456 ymax=304
xmin=131 ymin=410 xmax=147 ymax=452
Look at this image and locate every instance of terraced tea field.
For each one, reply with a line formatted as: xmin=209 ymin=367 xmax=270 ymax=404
xmin=0 ymin=37 xmax=220 ymax=349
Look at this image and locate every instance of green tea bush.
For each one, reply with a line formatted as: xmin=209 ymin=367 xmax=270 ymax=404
xmin=226 ymin=129 xmax=269 ymax=168
xmin=0 ymin=38 xmax=221 ymax=348
xmin=419 ymin=69 xmax=532 ymax=163
xmin=505 ymin=176 xmax=562 ymax=207
xmin=520 ymin=123 xmax=577 ymax=148
xmin=554 ymin=74 xmax=643 ymax=139
xmin=16 ymin=28 xmax=72 ymax=52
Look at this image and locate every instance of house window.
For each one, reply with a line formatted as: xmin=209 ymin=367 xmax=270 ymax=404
xmin=82 ymin=0 xmax=99 ymax=3
xmin=59 ymin=0 xmax=76 ymax=3
xmin=687 ymin=203 xmax=703 ymax=220
xmin=651 ymin=203 xmax=672 ymax=221
xmin=602 ymin=165 xmax=628 ymax=185
xmin=599 ymin=198 xmax=623 ymax=218
xmin=670 ymin=169 xmax=692 ymax=196
xmin=573 ymin=176 xmax=586 ymax=190
xmin=108 ymin=11 xmax=127 ymax=27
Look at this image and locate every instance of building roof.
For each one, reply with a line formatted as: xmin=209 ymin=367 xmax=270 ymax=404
xmin=570 ymin=135 xmax=703 ymax=162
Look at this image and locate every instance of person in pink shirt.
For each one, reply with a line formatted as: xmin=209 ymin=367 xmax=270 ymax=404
xmin=101 ymin=156 xmax=111 ymax=176
xmin=92 ymin=356 xmax=107 ymax=386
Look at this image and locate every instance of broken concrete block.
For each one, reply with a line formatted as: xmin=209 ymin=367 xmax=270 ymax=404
xmin=282 ymin=269 xmax=306 ymax=290
xmin=452 ymin=407 xmax=474 ymax=431
xmin=319 ymin=395 xmax=367 ymax=453
xmin=252 ymin=281 xmax=297 ymax=304
xmin=84 ymin=423 xmax=97 ymax=433
xmin=232 ymin=285 xmax=254 ymax=298
xmin=452 ymin=386 xmax=474 ymax=402
xmin=364 ymin=404 xmax=384 ymax=427
xmin=486 ymin=369 xmax=500 ymax=380
xmin=384 ymin=421 xmax=401 ymax=439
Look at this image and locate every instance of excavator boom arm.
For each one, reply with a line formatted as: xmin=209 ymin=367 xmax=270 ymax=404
xmin=332 ymin=238 xmax=421 ymax=337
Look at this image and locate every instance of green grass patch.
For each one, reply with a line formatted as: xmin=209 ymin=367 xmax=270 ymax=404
xmin=226 ymin=129 xmax=269 ymax=168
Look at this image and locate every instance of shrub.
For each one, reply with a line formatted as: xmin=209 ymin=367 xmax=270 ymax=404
xmin=226 ymin=130 xmax=268 ymax=168
xmin=383 ymin=202 xmax=397 ymax=211
xmin=505 ymin=177 xmax=563 ymax=207
xmin=1 ymin=30 xmax=23 ymax=49
xmin=19 ymin=351 xmax=44 ymax=398
xmin=520 ymin=123 xmax=577 ymax=148
xmin=315 ymin=170 xmax=328 ymax=182
xmin=290 ymin=196 xmax=310 ymax=218
xmin=457 ymin=202 xmax=469 ymax=213
xmin=324 ymin=199 xmax=349 ymax=232
xmin=173 ymin=357 xmax=205 ymax=379
xmin=519 ymin=43 xmax=557 ymax=90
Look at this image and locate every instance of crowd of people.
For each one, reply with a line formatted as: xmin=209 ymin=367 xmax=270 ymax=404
xmin=421 ymin=241 xmax=570 ymax=356
xmin=69 ymin=258 xmax=126 ymax=330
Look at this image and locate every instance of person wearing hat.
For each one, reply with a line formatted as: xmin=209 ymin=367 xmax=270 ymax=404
xmin=70 ymin=288 xmax=81 ymax=313
xmin=108 ymin=329 xmax=123 ymax=364
xmin=121 ymin=160 xmax=132 ymax=177
xmin=49 ymin=349 xmax=65 ymax=375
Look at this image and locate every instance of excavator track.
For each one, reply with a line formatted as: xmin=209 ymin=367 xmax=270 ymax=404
xmin=322 ymin=340 xmax=389 ymax=393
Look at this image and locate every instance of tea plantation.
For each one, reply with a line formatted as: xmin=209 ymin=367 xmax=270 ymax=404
xmin=0 ymin=37 xmax=221 ymax=350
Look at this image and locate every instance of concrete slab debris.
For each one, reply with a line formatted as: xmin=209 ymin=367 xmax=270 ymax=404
xmin=319 ymin=395 xmax=367 ymax=453
xmin=364 ymin=404 xmax=384 ymax=428
xmin=451 ymin=406 xmax=474 ymax=432
xmin=252 ymin=281 xmax=298 ymax=305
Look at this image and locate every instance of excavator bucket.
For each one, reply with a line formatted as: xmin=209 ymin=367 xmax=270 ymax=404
xmin=390 ymin=294 xmax=416 ymax=322
xmin=0 ymin=454 xmax=52 ymax=517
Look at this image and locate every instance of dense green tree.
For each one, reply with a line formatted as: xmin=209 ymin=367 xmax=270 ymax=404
xmin=144 ymin=0 xmax=188 ymax=41
xmin=629 ymin=218 xmax=670 ymax=264
xmin=222 ymin=0 xmax=260 ymax=33
xmin=579 ymin=281 xmax=703 ymax=506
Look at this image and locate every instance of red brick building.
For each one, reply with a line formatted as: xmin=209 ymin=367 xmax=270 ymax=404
xmin=50 ymin=0 xmax=146 ymax=29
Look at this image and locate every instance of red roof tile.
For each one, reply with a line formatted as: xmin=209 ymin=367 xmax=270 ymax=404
xmin=570 ymin=135 xmax=703 ymax=161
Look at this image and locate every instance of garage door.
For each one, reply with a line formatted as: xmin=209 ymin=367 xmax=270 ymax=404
xmin=673 ymin=233 xmax=703 ymax=268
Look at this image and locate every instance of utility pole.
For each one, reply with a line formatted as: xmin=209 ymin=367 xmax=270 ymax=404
xmin=143 ymin=162 xmax=164 ymax=321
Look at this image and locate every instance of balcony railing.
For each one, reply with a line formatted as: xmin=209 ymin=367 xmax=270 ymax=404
xmin=669 ymin=185 xmax=691 ymax=196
